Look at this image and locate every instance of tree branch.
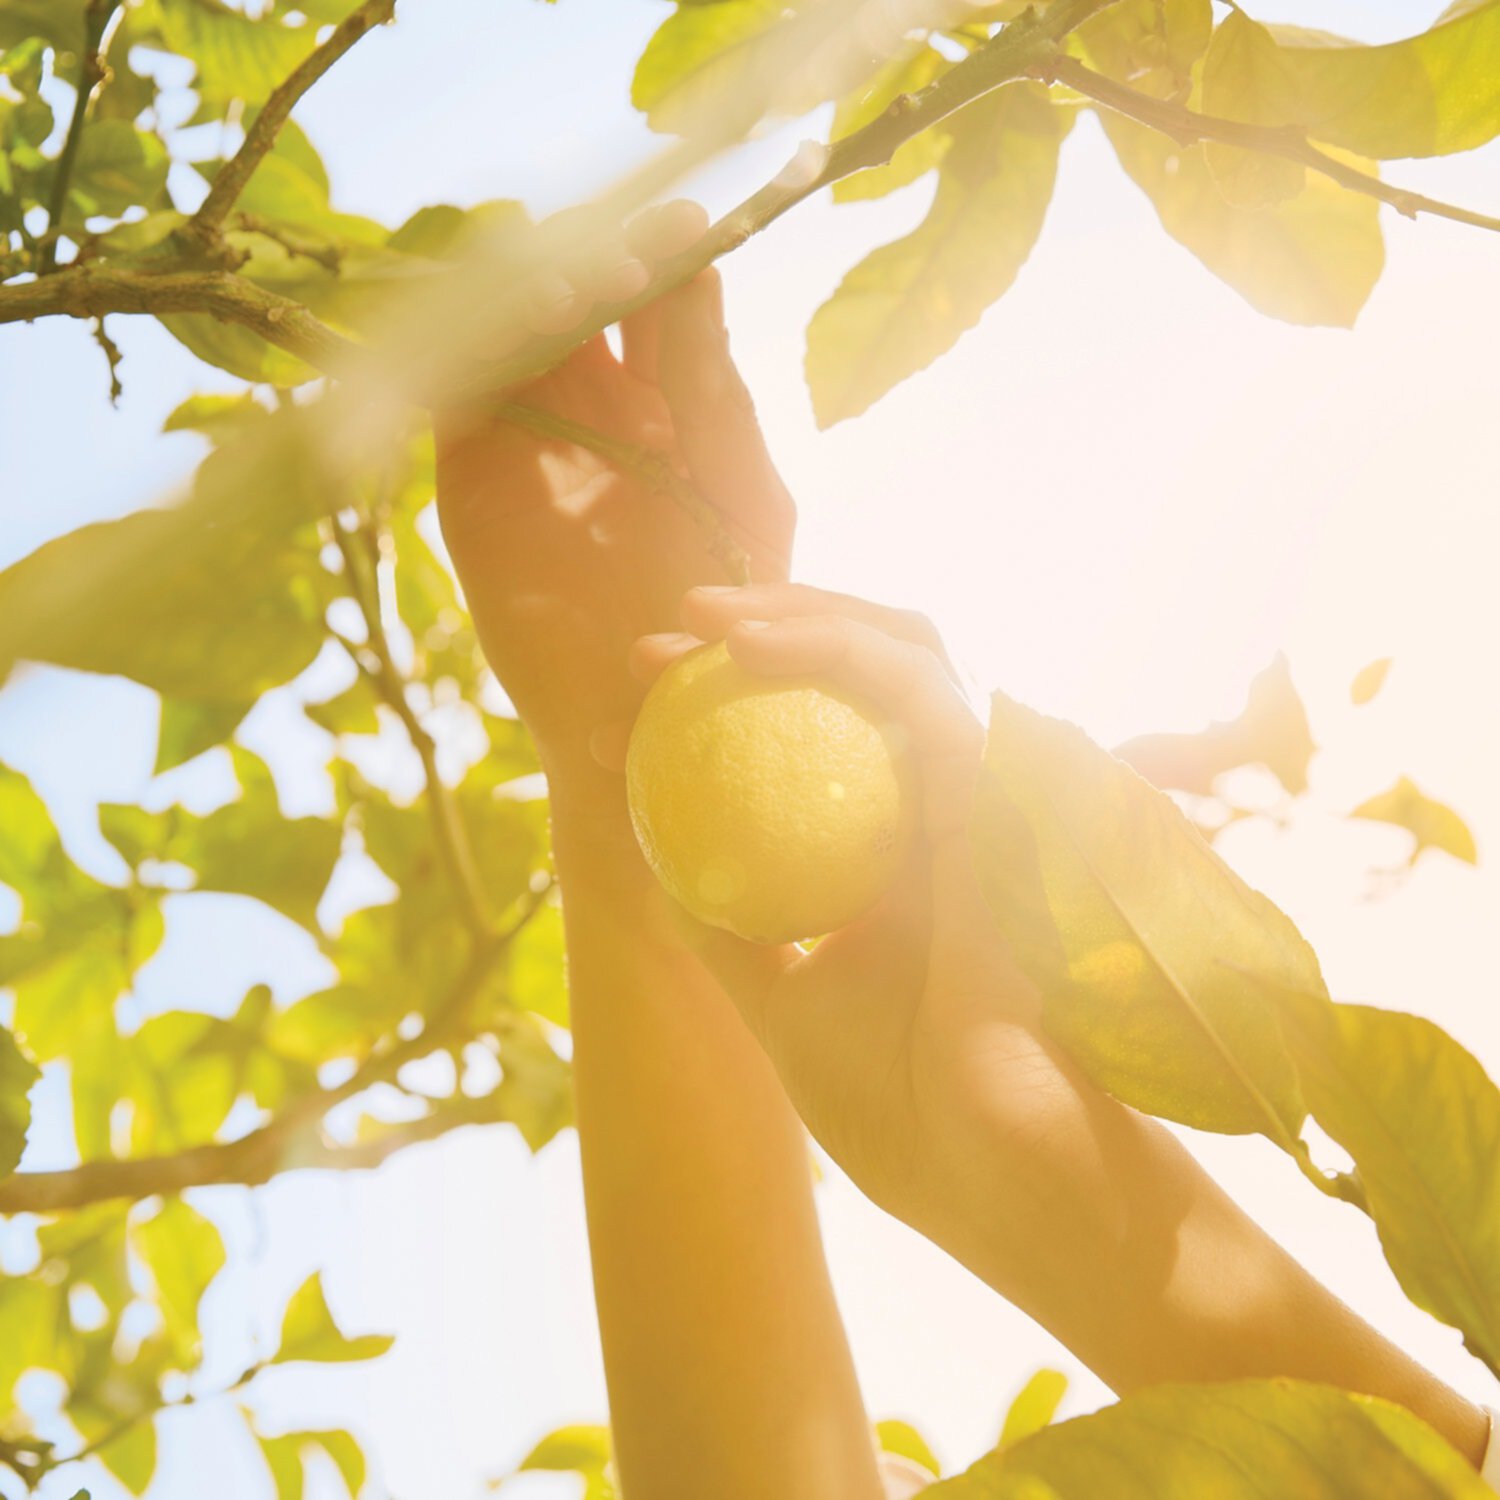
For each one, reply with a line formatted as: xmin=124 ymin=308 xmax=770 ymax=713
xmin=331 ymin=516 xmax=494 ymax=936
xmin=1043 ymin=55 xmax=1500 ymax=236
xmin=38 ymin=0 xmax=122 ymax=274
xmin=0 ymin=265 xmax=367 ymax=372
xmin=0 ymin=889 xmax=552 ymax=1215
xmin=182 ymin=0 xmax=396 ymax=249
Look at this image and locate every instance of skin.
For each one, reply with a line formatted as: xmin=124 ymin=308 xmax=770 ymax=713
xmin=436 ymin=203 xmax=1490 ymax=1497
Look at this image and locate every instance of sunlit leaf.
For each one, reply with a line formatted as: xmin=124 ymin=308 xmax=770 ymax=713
xmin=0 ymin=1024 xmax=39 ymax=1178
xmin=1098 ymin=111 xmax=1384 ymax=327
xmin=64 ymin=121 xmax=169 ymax=219
xmin=155 ymin=695 xmax=253 ymax=773
xmin=1115 ymin=654 xmax=1315 ymax=797
xmin=304 ymin=673 xmax=381 ymax=735
xmin=1076 ymin=0 xmax=1214 ymax=100
xmin=132 ymin=1197 xmax=227 ymax=1362
xmin=631 ymin=0 xmax=785 ymax=134
xmin=830 ymin=45 xmax=952 ymax=204
xmin=807 ymin=84 xmax=1068 ymax=427
xmin=1201 ymin=11 xmax=1305 ymax=207
xmin=259 ymin=1433 xmax=306 ymax=1500
xmin=876 ymin=1418 xmax=941 ymax=1477
xmin=998 ymin=1368 xmax=1067 ymax=1448
xmin=157 ymin=0 xmax=312 ymax=101
xmin=1350 ymin=656 xmax=1393 ymax=705
xmin=1265 ymin=985 xmax=1500 ymax=1378
xmin=972 ymin=692 xmax=1317 ymax=1146
xmin=928 ymin=1379 xmax=1491 ymax=1497
xmin=158 ymin=312 xmax=319 ymax=385
xmin=1349 ymin=775 xmax=1477 ymax=866
xmin=162 ymin=391 xmax=268 ymax=440
xmin=272 ymin=1271 xmax=394 ymax=1364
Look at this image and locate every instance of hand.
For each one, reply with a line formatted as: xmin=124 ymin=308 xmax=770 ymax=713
xmin=434 ymin=202 xmax=795 ymax=794
xmin=627 ymin=585 xmax=1091 ymax=1238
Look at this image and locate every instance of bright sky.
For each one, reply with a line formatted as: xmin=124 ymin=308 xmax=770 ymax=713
xmin=1 ymin=1 xmax=1498 ymax=1496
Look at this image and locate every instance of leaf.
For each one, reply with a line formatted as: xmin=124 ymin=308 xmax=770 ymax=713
xmin=156 ymin=696 xmax=253 ymax=773
xmin=272 ymin=1272 xmax=394 ymax=1364
xmin=631 ymin=0 xmax=785 ymax=134
xmin=102 ymin=747 xmax=343 ymax=930
xmin=876 ymin=1419 xmax=941 ymax=1478
xmin=928 ymin=1379 xmax=1492 ymax=1497
xmin=830 ymin=45 xmax=952 ymax=204
xmin=162 ymin=391 xmax=267 ymax=439
xmin=131 ymin=1198 xmax=226 ymax=1361
xmin=1115 ymin=654 xmax=1315 ymax=797
xmin=1265 ymin=3 xmax=1500 ymax=160
xmin=998 ymin=1369 xmax=1067 ymax=1448
xmin=158 ymin=312 xmax=319 ymax=385
xmin=972 ymin=691 xmax=1318 ymax=1145
xmin=306 ymin=1430 xmax=367 ymax=1497
xmin=1266 ymin=986 xmax=1500 ymax=1377
xmin=806 ymin=83 xmax=1067 ymax=427
xmin=0 ymin=409 xmax=330 ymax=701
xmin=0 ymin=1024 xmax=39 ymax=1178
xmin=1200 ymin=11 xmax=1306 ymax=207
xmin=305 ymin=674 xmax=381 ymax=735
xmin=157 ymin=0 xmax=312 ymax=102
xmin=1349 ymin=775 xmax=1477 ymax=865
xmin=64 ymin=120 xmax=169 ymax=219
xmin=1099 ymin=111 xmax=1384 ymax=327
xmin=259 ymin=1434 xmax=306 ymax=1500
xmin=1350 ymin=656 xmax=1393 ymax=705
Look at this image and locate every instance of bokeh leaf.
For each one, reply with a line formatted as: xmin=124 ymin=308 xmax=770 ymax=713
xmin=273 ymin=1271 xmax=394 ymax=1364
xmin=876 ymin=1418 xmax=941 ymax=1477
xmin=631 ymin=0 xmax=784 ymax=134
xmin=1350 ymin=656 xmax=1393 ymax=705
xmin=131 ymin=1197 xmax=226 ymax=1362
xmin=1349 ymin=775 xmax=1477 ymax=865
xmin=998 ymin=1368 xmax=1067 ymax=1448
xmin=929 ymin=1379 xmax=1492 ymax=1497
xmin=0 ymin=1024 xmax=39 ymax=1178
xmin=155 ymin=695 xmax=253 ymax=773
xmin=807 ymin=84 xmax=1068 ymax=427
xmin=1266 ymin=986 xmax=1500 ymax=1378
xmin=972 ymin=692 xmax=1317 ymax=1146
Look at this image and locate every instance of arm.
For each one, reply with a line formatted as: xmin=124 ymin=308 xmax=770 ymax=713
xmin=435 ymin=214 xmax=882 ymax=1500
xmin=638 ymin=584 xmax=1490 ymax=1470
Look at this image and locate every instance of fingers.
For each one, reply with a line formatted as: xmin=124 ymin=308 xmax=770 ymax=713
xmin=655 ymin=268 xmax=796 ymax=567
xmin=681 ymin=584 xmax=956 ymax=678
xmin=627 ymin=630 xmax=701 ymax=685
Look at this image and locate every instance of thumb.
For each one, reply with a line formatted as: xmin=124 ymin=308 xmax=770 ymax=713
xmin=656 ymin=269 xmax=795 ymax=574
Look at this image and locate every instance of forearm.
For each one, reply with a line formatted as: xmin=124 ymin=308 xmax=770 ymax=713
xmin=551 ymin=771 xmax=882 ymax=1500
xmin=906 ymin=1021 xmax=1489 ymax=1465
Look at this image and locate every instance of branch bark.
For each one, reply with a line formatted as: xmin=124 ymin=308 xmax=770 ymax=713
xmin=1045 ymin=55 xmax=1500 ymax=236
xmin=182 ymin=0 xmax=397 ymax=248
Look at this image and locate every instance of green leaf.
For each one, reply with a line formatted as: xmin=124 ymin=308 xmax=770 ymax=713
xmin=65 ymin=120 xmax=168 ymax=218
xmin=1266 ymin=3 xmax=1500 ymax=160
xmin=1350 ymin=656 xmax=1393 ymax=705
xmin=1349 ymin=775 xmax=1477 ymax=865
xmin=1098 ymin=110 xmax=1383 ymax=327
xmin=305 ymin=674 xmax=381 ymax=735
xmin=807 ymin=83 xmax=1067 ymax=427
xmin=306 ymin=1430 xmax=366 ymax=1497
xmin=631 ymin=0 xmax=785 ymax=134
xmin=0 ymin=410 xmax=330 ymax=701
xmin=102 ymin=748 xmax=343 ymax=930
xmin=519 ymin=1423 xmax=611 ymax=1474
xmin=1266 ymin=987 xmax=1500 ymax=1377
xmin=876 ymin=1419 xmax=941 ymax=1477
xmin=158 ymin=312 xmax=319 ymax=385
xmin=272 ymin=1272 xmax=394 ymax=1364
xmin=131 ymin=1197 xmax=226 ymax=1361
xmin=155 ymin=696 xmax=253 ymax=773
xmin=928 ymin=1379 xmax=1492 ymax=1497
xmin=998 ymin=1369 xmax=1067 ymax=1448
xmin=830 ymin=45 xmax=952 ymax=204
xmin=1200 ymin=11 xmax=1306 ymax=208
xmin=158 ymin=0 xmax=313 ymax=101
xmin=162 ymin=391 xmax=268 ymax=439
xmin=259 ymin=1433 xmax=306 ymax=1500
xmin=0 ymin=1277 xmax=64 ymax=1416
xmin=1114 ymin=654 xmax=1315 ymax=797
xmin=971 ymin=691 xmax=1316 ymax=1145
xmin=0 ymin=1024 xmax=39 ymax=1178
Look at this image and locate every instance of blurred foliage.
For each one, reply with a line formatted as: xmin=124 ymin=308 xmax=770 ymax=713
xmin=1 ymin=0 xmax=1496 ymax=1494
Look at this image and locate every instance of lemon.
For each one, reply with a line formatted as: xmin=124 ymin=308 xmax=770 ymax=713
xmin=625 ymin=640 xmax=917 ymax=944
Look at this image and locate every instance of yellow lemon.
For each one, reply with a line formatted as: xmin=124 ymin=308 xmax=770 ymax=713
xmin=625 ymin=640 xmax=917 ymax=944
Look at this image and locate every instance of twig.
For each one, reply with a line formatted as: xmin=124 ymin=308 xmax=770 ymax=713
xmin=493 ymin=401 xmax=752 ymax=585
xmin=92 ymin=315 xmax=123 ymax=404
xmin=38 ymin=0 xmax=122 ymax=273
xmin=331 ymin=517 xmax=493 ymax=936
xmin=182 ymin=0 xmax=396 ymax=250
xmin=0 ymin=888 xmax=552 ymax=1215
xmin=1043 ymin=55 xmax=1500 ymax=236
xmin=233 ymin=213 xmax=344 ymax=271
xmin=0 ymin=265 xmax=367 ymax=373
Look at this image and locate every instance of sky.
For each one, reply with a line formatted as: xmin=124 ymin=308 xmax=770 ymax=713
xmin=2 ymin=0 xmax=1499 ymax=1496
